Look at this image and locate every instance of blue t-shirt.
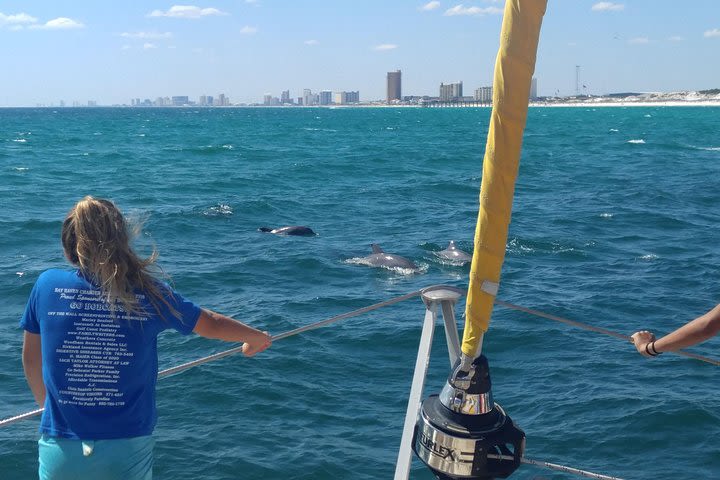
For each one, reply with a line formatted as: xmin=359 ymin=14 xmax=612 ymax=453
xmin=20 ymin=269 xmax=202 ymax=440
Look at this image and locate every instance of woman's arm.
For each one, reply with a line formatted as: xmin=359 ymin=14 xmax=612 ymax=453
xmin=632 ymin=303 xmax=720 ymax=357
xmin=193 ymin=309 xmax=272 ymax=356
xmin=22 ymin=332 xmax=46 ymax=407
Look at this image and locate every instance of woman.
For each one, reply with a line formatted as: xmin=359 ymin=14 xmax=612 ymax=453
xmin=631 ymin=304 xmax=720 ymax=357
xmin=21 ymin=196 xmax=272 ymax=479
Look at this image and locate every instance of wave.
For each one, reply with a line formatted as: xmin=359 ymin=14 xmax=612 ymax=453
xmin=302 ymin=127 xmax=337 ymax=132
xmin=687 ymin=145 xmax=720 ymax=151
xmin=162 ymin=144 xmax=238 ymax=155
xmin=202 ymin=203 xmax=233 ymax=217
xmin=627 ymin=139 xmax=646 ymax=144
xmin=12 ymin=138 xmax=27 ymax=143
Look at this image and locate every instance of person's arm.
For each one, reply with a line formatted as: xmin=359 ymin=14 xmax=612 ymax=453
xmin=193 ymin=309 xmax=272 ymax=356
xmin=22 ymin=332 xmax=46 ymax=407
xmin=631 ymin=303 xmax=720 ymax=357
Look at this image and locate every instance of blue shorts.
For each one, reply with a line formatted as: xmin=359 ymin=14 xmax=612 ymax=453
xmin=38 ymin=434 xmax=154 ymax=480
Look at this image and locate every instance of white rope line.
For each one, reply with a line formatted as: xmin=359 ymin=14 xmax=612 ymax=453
xmin=494 ymin=299 xmax=720 ymax=366
xmin=488 ymin=454 xmax=625 ymax=480
xmin=0 ymin=290 xmax=421 ymax=428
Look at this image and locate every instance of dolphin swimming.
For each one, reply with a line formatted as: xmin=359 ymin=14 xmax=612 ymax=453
xmin=258 ymin=226 xmax=316 ymax=236
xmin=436 ymin=240 xmax=472 ymax=264
xmin=356 ymin=244 xmax=419 ymax=271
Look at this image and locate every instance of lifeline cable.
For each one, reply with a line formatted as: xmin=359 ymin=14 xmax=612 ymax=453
xmin=488 ymin=454 xmax=625 ymax=480
xmin=0 ymin=290 xmax=421 ymax=428
xmin=1 ymin=290 xmax=708 ymax=480
xmin=494 ymin=298 xmax=720 ymax=367
xmin=3 ymin=290 xmax=718 ymax=427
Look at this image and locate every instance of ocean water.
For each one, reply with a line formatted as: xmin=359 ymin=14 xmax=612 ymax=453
xmin=1 ymin=106 xmax=719 ymax=479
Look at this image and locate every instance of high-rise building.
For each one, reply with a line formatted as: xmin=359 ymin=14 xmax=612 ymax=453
xmin=439 ymin=82 xmax=463 ymax=101
xmin=281 ymin=90 xmax=291 ymax=104
xmin=345 ymin=91 xmax=360 ymax=103
xmin=319 ymin=90 xmax=333 ymax=105
xmin=302 ymin=89 xmax=314 ymax=106
xmin=172 ymin=96 xmax=189 ymax=106
xmin=387 ymin=70 xmax=401 ymax=103
xmin=215 ymin=93 xmax=229 ymax=106
xmin=474 ymin=86 xmax=493 ymax=103
xmin=333 ymin=91 xmax=347 ymax=105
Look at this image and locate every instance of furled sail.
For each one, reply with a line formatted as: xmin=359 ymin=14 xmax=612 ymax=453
xmin=462 ymin=0 xmax=547 ymax=357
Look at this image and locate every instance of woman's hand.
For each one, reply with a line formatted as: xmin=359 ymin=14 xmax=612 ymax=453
xmin=242 ymin=331 xmax=272 ymax=357
xmin=631 ymin=330 xmax=656 ymax=357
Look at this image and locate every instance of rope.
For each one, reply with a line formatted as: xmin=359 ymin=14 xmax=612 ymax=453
xmin=0 ymin=290 xmax=421 ymax=428
xmin=159 ymin=290 xmax=422 ymax=379
xmin=494 ymin=299 xmax=720 ymax=367
xmin=488 ymin=454 xmax=624 ymax=480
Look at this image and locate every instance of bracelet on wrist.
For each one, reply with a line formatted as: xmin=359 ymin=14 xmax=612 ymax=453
xmin=645 ymin=342 xmax=659 ymax=357
xmin=649 ymin=341 xmax=662 ymax=356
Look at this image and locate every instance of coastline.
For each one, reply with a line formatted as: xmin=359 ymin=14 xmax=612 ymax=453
xmin=2 ymin=100 xmax=720 ymax=109
xmin=529 ymin=100 xmax=720 ymax=108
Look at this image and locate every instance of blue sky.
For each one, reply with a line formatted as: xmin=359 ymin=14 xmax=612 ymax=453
xmin=0 ymin=1 xmax=718 ymax=105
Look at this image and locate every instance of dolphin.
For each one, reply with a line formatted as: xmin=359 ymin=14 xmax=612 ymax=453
xmin=436 ymin=240 xmax=472 ymax=264
xmin=358 ymin=244 xmax=419 ymax=270
xmin=258 ymin=226 xmax=316 ymax=236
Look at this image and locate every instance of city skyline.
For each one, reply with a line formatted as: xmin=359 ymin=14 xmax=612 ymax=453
xmin=1 ymin=1 xmax=719 ymax=106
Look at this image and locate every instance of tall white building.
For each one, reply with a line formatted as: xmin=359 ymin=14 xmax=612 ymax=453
xmin=439 ymin=82 xmax=463 ymax=101
xmin=333 ymin=91 xmax=347 ymax=105
xmin=302 ymin=89 xmax=314 ymax=106
xmin=474 ymin=86 xmax=493 ymax=103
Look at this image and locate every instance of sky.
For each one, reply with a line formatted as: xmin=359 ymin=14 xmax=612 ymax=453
xmin=0 ymin=0 xmax=718 ymax=106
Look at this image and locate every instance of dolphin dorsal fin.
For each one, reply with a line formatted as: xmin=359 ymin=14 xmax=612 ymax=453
xmin=371 ymin=244 xmax=384 ymax=254
xmin=447 ymin=240 xmax=457 ymax=249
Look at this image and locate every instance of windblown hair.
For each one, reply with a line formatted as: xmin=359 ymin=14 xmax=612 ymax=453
xmin=61 ymin=196 xmax=173 ymax=318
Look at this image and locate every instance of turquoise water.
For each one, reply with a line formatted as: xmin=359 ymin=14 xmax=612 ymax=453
xmin=1 ymin=106 xmax=719 ymax=479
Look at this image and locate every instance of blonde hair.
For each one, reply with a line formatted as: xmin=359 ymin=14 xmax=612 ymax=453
xmin=61 ymin=196 xmax=173 ymax=318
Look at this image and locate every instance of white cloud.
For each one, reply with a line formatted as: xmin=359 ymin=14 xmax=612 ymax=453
xmin=0 ymin=12 xmax=38 ymax=25
xmin=121 ymin=45 xmax=131 ymax=50
xmin=444 ymin=4 xmax=502 ymax=16
xmin=628 ymin=36 xmax=649 ymax=44
xmin=591 ymin=2 xmax=625 ymax=12
xmin=668 ymin=35 xmax=684 ymax=42
xmin=704 ymin=28 xmax=720 ymax=38
xmin=240 ymin=25 xmax=258 ymax=35
xmin=121 ymin=31 xmax=173 ymax=40
xmin=304 ymin=39 xmax=319 ymax=46
xmin=420 ymin=1 xmax=441 ymax=11
xmin=148 ymin=5 xmax=227 ymax=19
xmin=374 ymin=44 xmax=398 ymax=51
xmin=143 ymin=43 xmax=158 ymax=49
xmin=31 ymin=17 xmax=84 ymax=30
